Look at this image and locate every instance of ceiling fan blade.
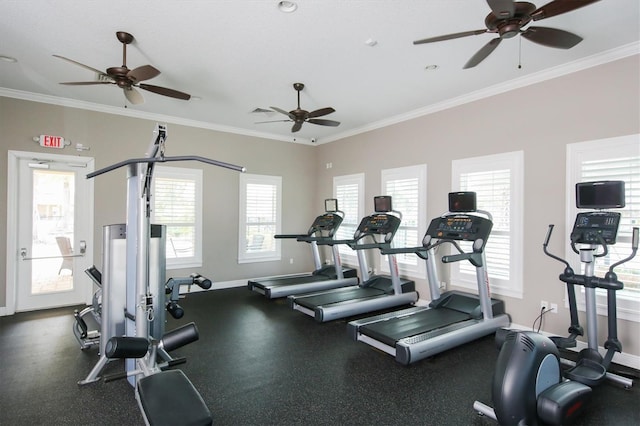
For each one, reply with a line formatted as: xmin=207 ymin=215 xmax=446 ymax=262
xmin=138 ymin=84 xmax=191 ymax=100
xmin=124 ymin=87 xmax=144 ymax=105
xmin=486 ymin=0 xmax=515 ymax=18
xmin=254 ymin=119 xmax=292 ymax=124
xmin=59 ymin=81 xmax=113 ymax=85
xmin=413 ymin=29 xmax=488 ymax=45
xmin=521 ymin=26 xmax=582 ymax=49
xmin=307 ymin=107 xmax=335 ymax=118
xmin=53 ymin=54 xmax=108 ymax=77
xmin=127 ymin=65 xmax=160 ymax=83
xmin=270 ymin=106 xmax=296 ymax=120
xmin=291 ymin=121 xmax=303 ymax=133
xmin=463 ymin=38 xmax=502 ymax=69
xmin=308 ymin=118 xmax=340 ymax=127
xmin=531 ymin=0 xmax=600 ymax=21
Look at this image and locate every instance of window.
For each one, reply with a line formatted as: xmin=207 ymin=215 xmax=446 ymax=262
xmin=451 ymin=151 xmax=524 ymax=298
xmin=152 ymin=166 xmax=203 ymax=269
xmin=238 ymin=173 xmax=282 ymax=263
xmin=567 ymin=135 xmax=640 ymax=322
xmin=333 ymin=173 xmax=364 ymax=266
xmin=381 ymin=165 xmax=427 ymax=277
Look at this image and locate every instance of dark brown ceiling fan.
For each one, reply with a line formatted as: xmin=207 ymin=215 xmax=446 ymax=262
xmin=53 ymin=31 xmax=190 ymax=104
xmin=258 ymin=83 xmax=340 ymax=133
xmin=413 ymin=0 xmax=600 ymax=69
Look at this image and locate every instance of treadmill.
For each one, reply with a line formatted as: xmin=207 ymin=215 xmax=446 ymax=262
xmin=347 ymin=192 xmax=511 ymax=365
xmin=288 ymin=196 xmax=418 ymax=323
xmin=248 ymin=199 xmax=358 ymax=299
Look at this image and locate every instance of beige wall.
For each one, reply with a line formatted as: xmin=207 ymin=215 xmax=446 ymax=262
xmin=2 ymin=55 xmax=639 ymax=359
xmin=0 ymin=99 xmax=319 ymax=308
xmin=315 ymin=55 xmax=640 ymax=358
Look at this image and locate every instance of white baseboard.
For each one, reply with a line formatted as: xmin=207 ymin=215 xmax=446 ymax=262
xmin=509 ymin=322 xmax=640 ymax=371
xmin=0 ymin=306 xmax=7 ymax=317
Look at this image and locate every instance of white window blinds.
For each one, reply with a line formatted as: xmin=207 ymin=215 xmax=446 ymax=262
xmin=239 ymin=174 xmax=282 ymax=263
xmin=452 ymin=151 xmax=524 ymax=298
xmin=381 ymin=165 xmax=427 ymax=277
xmin=152 ymin=166 xmax=202 ymax=269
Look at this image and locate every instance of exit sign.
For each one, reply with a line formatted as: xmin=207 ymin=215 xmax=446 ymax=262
xmin=39 ymin=134 xmax=65 ymax=149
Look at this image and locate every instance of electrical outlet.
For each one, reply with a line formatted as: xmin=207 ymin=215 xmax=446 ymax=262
xmin=540 ymin=300 xmax=558 ymax=314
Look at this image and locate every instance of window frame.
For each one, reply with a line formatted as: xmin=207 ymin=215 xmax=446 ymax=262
xmin=238 ymin=173 xmax=282 ymax=264
xmin=151 ymin=165 xmax=203 ymax=270
xmin=566 ymin=135 xmax=640 ymax=323
xmin=451 ymin=151 xmax=524 ymax=299
xmin=333 ymin=173 xmax=365 ymax=267
xmin=380 ymin=164 xmax=427 ymax=278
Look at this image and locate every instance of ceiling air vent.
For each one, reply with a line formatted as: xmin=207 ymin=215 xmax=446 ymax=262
xmin=251 ymin=107 xmax=275 ymax=114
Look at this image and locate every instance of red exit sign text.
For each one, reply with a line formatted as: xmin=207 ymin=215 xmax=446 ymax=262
xmin=39 ymin=134 xmax=65 ymax=149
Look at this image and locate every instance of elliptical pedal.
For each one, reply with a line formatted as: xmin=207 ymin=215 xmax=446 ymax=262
xmin=550 ymin=335 xmax=577 ymax=349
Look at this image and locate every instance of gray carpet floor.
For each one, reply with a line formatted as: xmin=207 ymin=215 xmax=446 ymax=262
xmin=1 ymin=287 xmax=639 ymax=425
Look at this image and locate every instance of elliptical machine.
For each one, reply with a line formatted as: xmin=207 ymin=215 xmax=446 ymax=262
xmin=474 ymin=180 xmax=638 ymax=425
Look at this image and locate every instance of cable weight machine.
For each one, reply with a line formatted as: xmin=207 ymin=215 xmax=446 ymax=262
xmin=79 ymin=124 xmax=244 ymax=426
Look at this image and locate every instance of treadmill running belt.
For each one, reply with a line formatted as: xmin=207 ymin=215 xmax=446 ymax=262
xmin=251 ymin=274 xmax=327 ymax=289
xmin=360 ymin=308 xmax=471 ymax=347
xmin=295 ymin=287 xmax=386 ymax=309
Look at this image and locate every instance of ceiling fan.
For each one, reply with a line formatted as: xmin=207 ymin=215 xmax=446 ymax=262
xmin=53 ymin=31 xmax=190 ymax=104
xmin=413 ymin=0 xmax=600 ymax=69
xmin=258 ymin=83 xmax=340 ymax=133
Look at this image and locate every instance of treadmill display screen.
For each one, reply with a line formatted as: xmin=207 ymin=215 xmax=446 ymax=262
xmin=374 ymin=196 xmax=392 ymax=213
xmin=448 ymin=192 xmax=476 ymax=212
xmin=325 ymin=198 xmax=338 ymax=212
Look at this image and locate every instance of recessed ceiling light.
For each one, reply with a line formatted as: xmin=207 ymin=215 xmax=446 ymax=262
xmin=425 ymin=64 xmax=439 ymax=71
xmin=364 ymin=38 xmax=378 ymax=47
xmin=278 ymin=1 xmax=297 ymax=13
xmin=0 ymin=55 xmax=18 ymax=63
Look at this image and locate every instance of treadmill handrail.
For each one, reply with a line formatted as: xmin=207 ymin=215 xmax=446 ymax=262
xmin=381 ymin=246 xmax=428 ymax=259
xmin=317 ymin=238 xmax=355 ymax=246
xmin=275 ymin=234 xmax=307 ymax=239
xmin=442 ymin=252 xmax=484 ymax=268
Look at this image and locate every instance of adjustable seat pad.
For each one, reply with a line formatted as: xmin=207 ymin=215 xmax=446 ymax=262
xmin=137 ymin=369 xmax=212 ymax=426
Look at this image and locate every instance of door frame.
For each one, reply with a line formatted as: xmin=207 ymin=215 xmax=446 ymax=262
xmin=5 ymin=150 xmax=94 ymax=315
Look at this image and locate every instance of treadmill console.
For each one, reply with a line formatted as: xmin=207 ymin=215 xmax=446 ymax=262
xmin=571 ymin=211 xmax=621 ymax=245
xmin=355 ymin=213 xmax=402 ymax=243
xmin=307 ymin=213 xmax=344 ymax=237
xmin=425 ymin=214 xmax=493 ymax=249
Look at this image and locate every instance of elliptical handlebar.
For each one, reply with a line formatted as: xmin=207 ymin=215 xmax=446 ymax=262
xmin=607 ymin=227 xmax=639 ymax=275
xmin=570 ymin=232 xmax=609 ymax=258
xmin=543 ymin=224 xmax=573 ymax=273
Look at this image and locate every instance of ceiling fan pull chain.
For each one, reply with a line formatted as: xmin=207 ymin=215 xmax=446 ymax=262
xmin=518 ymin=35 xmax=522 ymax=69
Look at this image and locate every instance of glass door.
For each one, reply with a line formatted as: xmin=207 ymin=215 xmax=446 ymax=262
xmin=15 ymin=154 xmax=93 ymax=311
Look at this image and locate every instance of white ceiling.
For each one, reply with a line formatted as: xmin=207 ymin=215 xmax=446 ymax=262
xmin=1 ymin=0 xmax=638 ymax=144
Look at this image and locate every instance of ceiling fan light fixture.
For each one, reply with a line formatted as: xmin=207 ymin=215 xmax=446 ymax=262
xmin=278 ymin=1 xmax=297 ymax=13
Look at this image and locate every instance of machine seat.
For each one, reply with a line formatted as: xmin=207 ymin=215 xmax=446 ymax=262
xmin=137 ymin=369 xmax=212 ymax=426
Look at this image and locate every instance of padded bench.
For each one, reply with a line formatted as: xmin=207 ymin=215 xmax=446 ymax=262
xmin=137 ymin=369 xmax=212 ymax=426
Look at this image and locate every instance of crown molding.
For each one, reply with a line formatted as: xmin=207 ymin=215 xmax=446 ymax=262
xmin=2 ymin=42 xmax=637 ymax=147
xmin=320 ymin=41 xmax=640 ymax=144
